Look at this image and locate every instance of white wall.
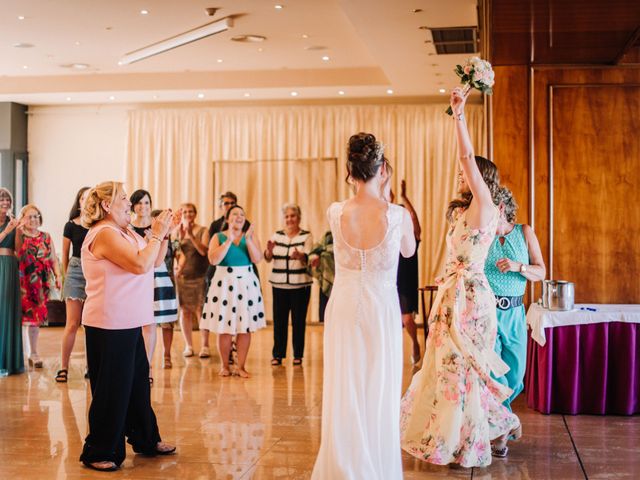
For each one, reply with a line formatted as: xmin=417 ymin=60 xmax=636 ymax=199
xmin=28 ymin=105 xmax=129 ymax=250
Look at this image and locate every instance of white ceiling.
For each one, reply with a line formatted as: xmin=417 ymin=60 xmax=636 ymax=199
xmin=0 ymin=0 xmax=479 ymax=105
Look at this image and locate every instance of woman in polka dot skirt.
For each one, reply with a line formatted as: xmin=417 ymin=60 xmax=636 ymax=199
xmin=202 ymin=205 xmax=265 ymax=378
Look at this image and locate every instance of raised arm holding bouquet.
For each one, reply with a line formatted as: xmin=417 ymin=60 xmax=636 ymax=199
xmin=445 ymin=56 xmax=495 ymax=116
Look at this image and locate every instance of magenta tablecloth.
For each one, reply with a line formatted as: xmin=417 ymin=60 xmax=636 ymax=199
xmin=525 ymin=322 xmax=640 ymax=415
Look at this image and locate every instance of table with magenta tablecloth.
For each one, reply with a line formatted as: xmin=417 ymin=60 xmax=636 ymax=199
xmin=525 ymin=303 xmax=640 ymax=415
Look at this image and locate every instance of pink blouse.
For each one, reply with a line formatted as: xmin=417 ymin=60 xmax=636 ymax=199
xmin=81 ymin=223 xmax=153 ymax=330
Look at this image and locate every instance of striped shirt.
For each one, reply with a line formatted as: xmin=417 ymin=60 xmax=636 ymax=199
xmin=268 ymin=230 xmax=313 ymax=288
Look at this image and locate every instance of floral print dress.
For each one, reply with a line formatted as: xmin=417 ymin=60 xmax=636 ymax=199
xmin=400 ymin=207 xmax=519 ymax=468
xmin=18 ymin=232 xmax=54 ymax=326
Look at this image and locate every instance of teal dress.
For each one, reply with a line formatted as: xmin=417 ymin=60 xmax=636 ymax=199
xmin=485 ymin=224 xmax=529 ymax=410
xmin=0 ymin=218 xmax=24 ymax=376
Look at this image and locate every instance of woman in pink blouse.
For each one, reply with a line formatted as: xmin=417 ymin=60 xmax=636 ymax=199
xmin=79 ymin=181 xmax=177 ymax=472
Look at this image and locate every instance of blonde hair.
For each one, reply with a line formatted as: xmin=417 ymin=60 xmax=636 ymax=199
xmin=0 ymin=187 xmax=13 ymax=207
xmin=19 ymin=204 xmax=43 ymax=225
xmin=493 ymin=185 xmax=518 ymax=223
xmin=282 ymin=203 xmax=301 ymax=218
xmin=82 ymin=181 xmax=123 ymax=228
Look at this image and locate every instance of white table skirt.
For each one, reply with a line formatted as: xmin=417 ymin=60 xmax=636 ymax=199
xmin=526 ymin=303 xmax=640 ymax=346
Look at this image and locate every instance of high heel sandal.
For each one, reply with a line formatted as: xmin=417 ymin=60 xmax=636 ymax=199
xmin=55 ymin=369 xmax=68 ymax=383
xmin=28 ymin=355 xmax=43 ymax=368
xmin=491 ymin=423 xmax=522 ymax=458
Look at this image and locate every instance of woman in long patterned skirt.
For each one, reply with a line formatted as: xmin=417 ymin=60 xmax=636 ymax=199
xmin=17 ymin=204 xmax=61 ymax=368
xmin=400 ymin=88 xmax=521 ymax=467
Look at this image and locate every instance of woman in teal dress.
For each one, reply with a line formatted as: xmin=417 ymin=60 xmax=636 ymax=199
xmin=485 ymin=186 xmax=546 ymax=413
xmin=201 ymin=205 xmax=265 ymax=378
xmin=0 ymin=188 xmax=25 ymax=376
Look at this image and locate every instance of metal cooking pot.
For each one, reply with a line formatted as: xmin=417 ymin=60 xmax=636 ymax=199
xmin=545 ymin=280 xmax=575 ymax=311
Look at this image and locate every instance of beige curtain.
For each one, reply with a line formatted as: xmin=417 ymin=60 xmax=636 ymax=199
xmin=125 ymin=103 xmax=486 ymax=320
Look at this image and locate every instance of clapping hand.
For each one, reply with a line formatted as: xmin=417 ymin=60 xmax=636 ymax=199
xmin=244 ymin=224 xmax=255 ymax=240
xmin=228 ymin=227 xmax=242 ymax=243
xmin=309 ymin=255 xmax=320 ymax=268
xmin=496 ymin=257 xmax=519 ymax=273
xmin=266 ymin=240 xmax=275 ymax=255
xmin=151 ymin=209 xmax=173 ymax=239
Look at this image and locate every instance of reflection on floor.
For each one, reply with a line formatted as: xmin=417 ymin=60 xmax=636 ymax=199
xmin=0 ymin=325 xmax=637 ymax=479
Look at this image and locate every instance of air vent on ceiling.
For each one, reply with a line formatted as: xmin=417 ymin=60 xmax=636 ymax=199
xmin=429 ymin=26 xmax=478 ymax=55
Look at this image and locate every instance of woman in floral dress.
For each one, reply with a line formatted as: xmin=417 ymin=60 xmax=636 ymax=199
xmin=400 ymin=88 xmax=521 ymax=467
xmin=17 ymin=204 xmax=61 ymax=368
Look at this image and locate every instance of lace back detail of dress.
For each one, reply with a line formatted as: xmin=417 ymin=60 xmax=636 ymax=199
xmin=329 ymin=201 xmax=403 ymax=273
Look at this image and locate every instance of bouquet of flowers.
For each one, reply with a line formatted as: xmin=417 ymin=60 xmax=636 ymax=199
xmin=445 ymin=56 xmax=495 ymax=115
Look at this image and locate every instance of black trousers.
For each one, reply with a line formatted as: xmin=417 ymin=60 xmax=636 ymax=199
xmin=319 ymin=290 xmax=329 ymax=323
xmin=80 ymin=326 xmax=161 ymax=466
xmin=272 ymin=287 xmax=310 ymax=359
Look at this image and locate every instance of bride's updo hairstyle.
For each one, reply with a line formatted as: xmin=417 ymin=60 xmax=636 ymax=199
xmin=346 ymin=132 xmax=393 ymax=183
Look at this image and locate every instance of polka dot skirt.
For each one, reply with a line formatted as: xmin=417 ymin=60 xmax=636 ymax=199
xmin=201 ymin=265 xmax=266 ymax=334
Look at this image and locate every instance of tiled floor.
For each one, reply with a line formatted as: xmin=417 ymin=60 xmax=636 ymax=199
xmin=0 ymin=325 xmax=637 ymax=479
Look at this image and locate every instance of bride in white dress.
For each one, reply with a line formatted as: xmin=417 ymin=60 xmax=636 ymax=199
xmin=312 ymin=133 xmax=416 ymax=480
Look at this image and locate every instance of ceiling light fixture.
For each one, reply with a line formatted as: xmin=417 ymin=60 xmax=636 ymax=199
xmin=140 ymin=9 xmax=149 ymax=15
xmin=66 ymin=97 xmax=72 ymax=101
xmin=216 ymin=58 xmax=223 ymax=63
xmin=17 ymin=15 xmax=25 ymax=20
xmin=290 ymin=91 xmax=298 ymax=97
xmin=244 ymin=93 xmax=251 ymax=97
xmin=231 ymin=34 xmax=266 ymax=43
xmin=439 ymin=88 xmax=446 ymax=93
xmin=197 ymin=93 xmax=205 ymax=99
xmin=153 ymin=95 xmax=159 ymax=99
xmin=338 ymin=90 xmax=345 ymax=95
xmin=302 ymin=34 xmax=309 ymax=39
xmin=75 ymin=41 xmax=81 ymax=46
xmin=22 ymin=65 xmax=28 ymax=69
xmin=275 ymin=5 xmax=284 ymax=10
xmin=386 ymin=89 xmax=394 ymax=95
xmin=118 ymin=17 xmax=233 ymax=65
xmin=321 ymin=55 xmax=330 ymax=61
xmin=109 ymin=95 xmax=116 ymax=101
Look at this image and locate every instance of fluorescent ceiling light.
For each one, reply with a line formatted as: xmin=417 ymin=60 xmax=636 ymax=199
xmin=118 ymin=17 xmax=233 ymax=65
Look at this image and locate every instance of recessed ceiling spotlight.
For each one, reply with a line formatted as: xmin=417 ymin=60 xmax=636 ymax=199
xmin=321 ymin=55 xmax=330 ymax=61
xmin=75 ymin=41 xmax=81 ymax=46
xmin=257 ymin=47 xmax=264 ymax=52
xmin=275 ymin=5 xmax=283 ymax=10
xmin=439 ymin=88 xmax=446 ymax=93
xmin=244 ymin=93 xmax=251 ymax=97
xmin=65 ymin=97 xmax=72 ymax=101
xmin=72 ymin=63 xmax=89 ymax=70
xmin=216 ymin=58 xmax=223 ymax=63
xmin=290 ymin=91 xmax=298 ymax=97
xmin=13 ymin=42 xmax=34 ymax=48
xmin=386 ymin=89 xmax=394 ymax=95
xmin=338 ymin=90 xmax=345 ymax=95
xmin=140 ymin=9 xmax=149 ymax=15
xmin=231 ymin=34 xmax=266 ymax=43
xmin=153 ymin=95 xmax=158 ymax=99
xmin=301 ymin=34 xmax=309 ymax=39
xmin=17 ymin=15 xmax=25 ymax=20
xmin=109 ymin=95 xmax=116 ymax=101
xmin=197 ymin=93 xmax=205 ymax=99
xmin=22 ymin=65 xmax=28 ymax=69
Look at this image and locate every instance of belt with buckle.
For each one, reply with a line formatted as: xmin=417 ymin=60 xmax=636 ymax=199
xmin=495 ymin=295 xmax=524 ymax=310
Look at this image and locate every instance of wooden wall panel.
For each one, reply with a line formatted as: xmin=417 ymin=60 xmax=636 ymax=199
xmin=551 ymin=86 xmax=640 ymax=303
xmin=491 ymin=66 xmax=530 ymax=224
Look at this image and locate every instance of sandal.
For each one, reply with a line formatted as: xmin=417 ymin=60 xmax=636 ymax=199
xmin=55 ymin=369 xmax=68 ymax=383
xmin=83 ymin=460 xmax=118 ymax=472
xmin=492 ymin=423 xmax=522 ymax=458
xmin=293 ymin=358 xmax=302 ymax=366
xmin=163 ymin=356 xmax=172 ymax=369
xmin=271 ymin=358 xmax=282 ymax=366
xmin=133 ymin=442 xmax=176 ymax=456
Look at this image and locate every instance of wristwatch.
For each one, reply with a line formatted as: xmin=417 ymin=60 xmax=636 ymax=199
xmin=519 ymin=263 xmax=528 ymax=274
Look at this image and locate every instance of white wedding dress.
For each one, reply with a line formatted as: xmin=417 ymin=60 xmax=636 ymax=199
xmin=312 ymin=201 xmax=405 ymax=480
